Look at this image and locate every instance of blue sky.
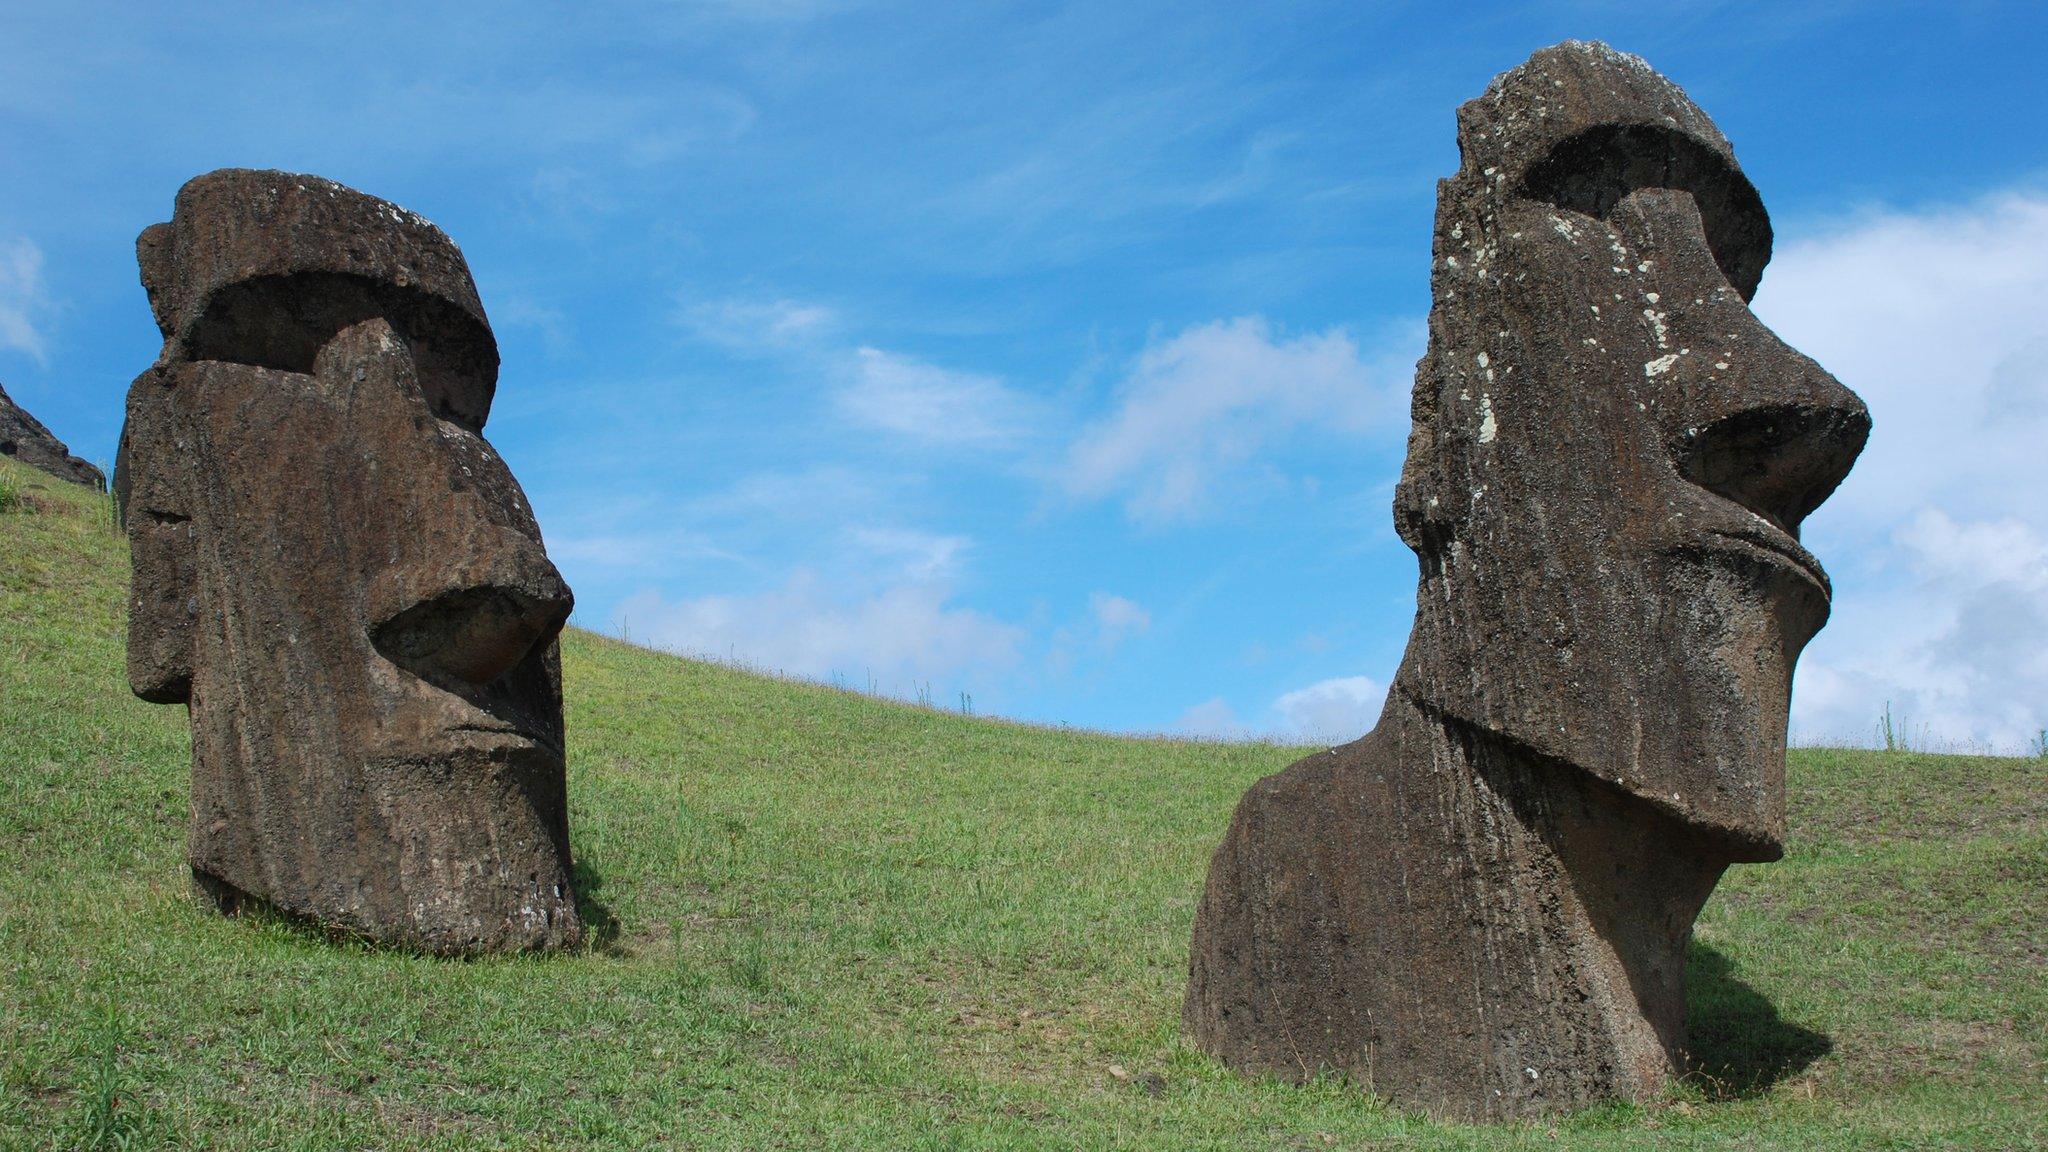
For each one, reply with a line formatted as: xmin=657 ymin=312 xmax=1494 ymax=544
xmin=3 ymin=2 xmax=2044 ymax=749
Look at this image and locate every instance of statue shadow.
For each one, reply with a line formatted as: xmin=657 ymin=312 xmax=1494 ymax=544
xmin=1682 ymin=942 xmax=1831 ymax=1098
xmin=571 ymin=856 xmax=622 ymax=954
xmin=196 ymin=865 xmax=623 ymax=958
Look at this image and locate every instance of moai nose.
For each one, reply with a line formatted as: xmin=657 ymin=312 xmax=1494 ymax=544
xmin=319 ymin=316 xmax=576 ymax=687
xmin=1670 ymin=333 xmax=1870 ymax=540
xmin=372 ymin=569 xmax=572 ymax=686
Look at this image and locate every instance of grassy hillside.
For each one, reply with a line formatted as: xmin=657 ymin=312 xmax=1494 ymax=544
xmin=2 ymin=455 xmax=2042 ymax=1151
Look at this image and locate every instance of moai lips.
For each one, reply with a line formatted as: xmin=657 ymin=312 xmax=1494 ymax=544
xmin=1184 ymin=43 xmax=1868 ymax=1118
xmin=116 ymin=170 xmax=581 ymax=954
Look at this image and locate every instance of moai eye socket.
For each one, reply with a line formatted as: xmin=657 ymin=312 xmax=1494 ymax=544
xmin=184 ymin=273 xmax=500 ymax=431
xmin=1521 ymin=123 xmax=1772 ymax=300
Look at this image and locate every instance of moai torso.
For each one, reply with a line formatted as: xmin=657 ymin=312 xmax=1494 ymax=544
xmin=1185 ymin=42 xmax=1868 ymax=1118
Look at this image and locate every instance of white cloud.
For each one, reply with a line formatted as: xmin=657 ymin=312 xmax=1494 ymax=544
xmin=844 ymin=526 xmax=970 ymax=584
xmin=1045 ymin=591 xmax=1153 ymax=674
xmin=1754 ymin=188 xmax=2048 ymax=750
xmin=1170 ymin=674 xmax=1386 ymax=744
xmin=687 ymin=466 xmax=886 ymax=522
xmin=0 ymin=237 xmax=50 ymax=363
xmin=1893 ymin=508 xmax=2048 ymax=589
xmin=614 ymin=572 xmax=1022 ymax=693
xmin=525 ymin=166 xmax=617 ymax=220
xmin=549 ymin=527 xmax=735 ymax=572
xmin=1063 ymin=316 xmax=1409 ymax=523
xmin=1271 ymin=675 xmax=1385 ymax=744
xmin=681 ymin=295 xmax=838 ymax=350
xmin=494 ymin=296 xmax=574 ymax=353
xmin=837 ymin=347 xmax=1035 ymax=447
xmin=1090 ymin=591 xmax=1149 ymax=635
xmin=1174 ymin=696 xmax=1244 ymax=738
xmin=679 ymin=297 xmax=1043 ymax=456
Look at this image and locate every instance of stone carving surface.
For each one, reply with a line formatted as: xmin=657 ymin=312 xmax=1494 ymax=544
xmin=1184 ymin=42 xmax=1869 ymax=1118
xmin=0 ymin=382 xmax=104 ymax=489
xmin=116 ymin=169 xmax=581 ymax=953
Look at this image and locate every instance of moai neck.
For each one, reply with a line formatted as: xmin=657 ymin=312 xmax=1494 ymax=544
xmin=1378 ymin=680 xmax=1730 ymax=1102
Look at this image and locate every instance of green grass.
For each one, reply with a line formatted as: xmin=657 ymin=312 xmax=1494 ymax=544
xmin=2 ymin=454 xmax=2043 ymax=1150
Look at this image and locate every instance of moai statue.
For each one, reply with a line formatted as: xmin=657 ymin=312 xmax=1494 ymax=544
xmin=1185 ymin=43 xmax=1868 ymax=1118
xmin=117 ymin=170 xmax=582 ymax=953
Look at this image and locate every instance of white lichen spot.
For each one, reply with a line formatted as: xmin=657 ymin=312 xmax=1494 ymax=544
xmin=1644 ymin=291 xmax=1660 ymax=303
xmin=1644 ymin=353 xmax=1680 ymax=377
xmin=1714 ymin=360 xmax=1730 ymax=371
xmin=1478 ymin=394 xmax=1498 ymax=443
xmin=1643 ymin=308 xmax=1669 ymax=347
xmin=1476 ymin=351 xmax=1490 ymax=369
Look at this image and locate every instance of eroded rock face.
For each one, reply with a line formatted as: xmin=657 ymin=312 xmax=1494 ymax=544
xmin=116 ymin=169 xmax=581 ymax=954
xmin=0 ymin=382 xmax=104 ymax=489
xmin=1185 ymin=42 xmax=1868 ymax=1119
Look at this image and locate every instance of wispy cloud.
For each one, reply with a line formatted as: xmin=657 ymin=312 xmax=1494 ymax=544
xmin=837 ymin=346 xmax=1037 ymax=447
xmin=682 ymin=295 xmax=839 ymax=351
xmin=687 ymin=466 xmax=889 ymax=522
xmin=1089 ymin=592 xmax=1151 ymax=644
xmin=1174 ymin=696 xmax=1244 ymax=738
xmin=615 ymin=572 xmax=1022 ymax=693
xmin=1271 ymin=675 xmax=1385 ymax=745
xmin=1757 ymin=188 xmax=2048 ymax=749
xmin=1063 ymin=316 xmax=1410 ymax=523
xmin=1172 ymin=673 xmax=1386 ymax=743
xmin=675 ymin=296 xmax=1042 ymax=456
xmin=844 ymin=525 xmax=971 ymax=584
xmin=494 ymin=296 xmax=575 ymax=354
xmin=549 ymin=526 xmax=738 ymax=573
xmin=0 ymin=237 xmax=50 ymax=363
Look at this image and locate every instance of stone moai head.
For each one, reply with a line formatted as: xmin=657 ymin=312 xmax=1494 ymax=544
xmin=116 ymin=169 xmax=581 ymax=953
xmin=1391 ymin=42 xmax=1868 ymax=858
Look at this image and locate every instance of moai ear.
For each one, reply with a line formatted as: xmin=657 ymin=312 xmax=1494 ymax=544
xmin=118 ymin=369 xmax=197 ymax=704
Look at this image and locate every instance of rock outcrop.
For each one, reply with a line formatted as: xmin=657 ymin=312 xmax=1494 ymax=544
xmin=0 ymin=382 xmax=104 ymax=489
xmin=116 ymin=169 xmax=582 ymax=954
xmin=1184 ymin=42 xmax=1869 ymax=1119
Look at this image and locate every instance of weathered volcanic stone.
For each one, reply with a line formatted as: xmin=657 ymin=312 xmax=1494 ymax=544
xmin=116 ymin=169 xmax=581 ymax=954
xmin=1184 ymin=42 xmax=1869 ymax=1119
xmin=0 ymin=382 xmax=104 ymax=489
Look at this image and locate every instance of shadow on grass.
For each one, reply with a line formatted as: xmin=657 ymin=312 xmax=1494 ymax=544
xmin=196 ymin=864 xmax=620 ymax=959
xmin=571 ymin=855 xmax=622 ymax=954
xmin=1683 ymin=942 xmax=1831 ymax=1098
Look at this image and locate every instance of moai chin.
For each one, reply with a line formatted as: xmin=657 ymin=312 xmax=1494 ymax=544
xmin=117 ymin=169 xmax=582 ymax=954
xmin=1184 ymin=42 xmax=1868 ymax=1119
